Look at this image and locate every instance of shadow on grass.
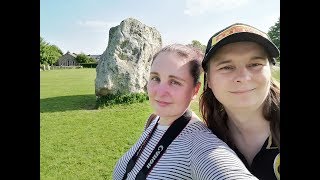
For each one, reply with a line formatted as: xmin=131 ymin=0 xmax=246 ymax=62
xmin=40 ymin=95 xmax=97 ymax=113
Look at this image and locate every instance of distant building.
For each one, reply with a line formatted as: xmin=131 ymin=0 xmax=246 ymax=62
xmin=56 ymin=51 xmax=101 ymax=66
xmin=56 ymin=51 xmax=79 ymax=66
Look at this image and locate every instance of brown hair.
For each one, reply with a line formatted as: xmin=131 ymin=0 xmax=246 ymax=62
xmin=151 ymin=44 xmax=204 ymax=86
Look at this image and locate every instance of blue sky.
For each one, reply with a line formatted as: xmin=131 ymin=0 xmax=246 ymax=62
xmin=40 ymin=0 xmax=280 ymax=55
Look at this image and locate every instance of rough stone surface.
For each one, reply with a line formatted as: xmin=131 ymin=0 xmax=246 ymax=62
xmin=95 ymin=18 xmax=162 ymax=96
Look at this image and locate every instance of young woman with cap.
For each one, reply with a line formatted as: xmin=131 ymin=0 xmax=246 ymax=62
xmin=113 ymin=44 xmax=258 ymax=179
xmin=200 ymin=23 xmax=280 ymax=180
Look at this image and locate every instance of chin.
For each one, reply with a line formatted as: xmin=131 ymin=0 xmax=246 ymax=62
xmin=230 ymin=101 xmax=261 ymax=109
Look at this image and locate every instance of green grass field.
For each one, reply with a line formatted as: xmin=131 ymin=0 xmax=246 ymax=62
xmin=40 ymin=68 xmax=279 ymax=179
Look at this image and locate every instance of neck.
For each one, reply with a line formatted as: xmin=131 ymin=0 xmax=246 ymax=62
xmin=226 ymin=108 xmax=270 ymax=166
xmin=158 ymin=117 xmax=178 ymax=126
xmin=158 ymin=110 xmax=190 ymax=126
xmin=226 ymin=107 xmax=270 ymax=141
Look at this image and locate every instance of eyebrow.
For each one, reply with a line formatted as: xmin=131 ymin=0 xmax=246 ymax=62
xmin=214 ymin=56 xmax=267 ymax=66
xmin=214 ymin=59 xmax=232 ymax=66
xmin=150 ymin=72 xmax=186 ymax=82
xmin=250 ymin=56 xmax=267 ymax=61
xmin=169 ymin=75 xmax=186 ymax=82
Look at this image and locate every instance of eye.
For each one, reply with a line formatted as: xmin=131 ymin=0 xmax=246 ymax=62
xmin=248 ymin=63 xmax=264 ymax=70
xmin=248 ymin=63 xmax=262 ymax=67
xmin=170 ymin=80 xmax=181 ymax=86
xmin=150 ymin=76 xmax=160 ymax=82
xmin=219 ymin=65 xmax=234 ymax=71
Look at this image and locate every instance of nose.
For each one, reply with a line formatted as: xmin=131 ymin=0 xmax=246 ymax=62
xmin=233 ymin=67 xmax=251 ymax=83
xmin=155 ymin=82 xmax=169 ymax=96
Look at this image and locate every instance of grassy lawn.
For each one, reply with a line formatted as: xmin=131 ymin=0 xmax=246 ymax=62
xmin=40 ymin=68 xmax=280 ymax=179
xmin=41 ymin=69 xmax=154 ymax=179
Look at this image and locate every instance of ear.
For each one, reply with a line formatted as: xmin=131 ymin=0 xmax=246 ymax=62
xmin=192 ymin=82 xmax=201 ymax=100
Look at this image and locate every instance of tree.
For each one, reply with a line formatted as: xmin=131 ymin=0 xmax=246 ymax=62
xmin=268 ymin=18 xmax=280 ymax=51
xmin=40 ymin=37 xmax=49 ymax=65
xmin=75 ymin=53 xmax=96 ymax=63
xmin=268 ymin=18 xmax=280 ymax=62
xmin=40 ymin=36 xmax=63 ymax=65
xmin=188 ymin=40 xmax=206 ymax=53
xmin=46 ymin=45 xmax=63 ymax=65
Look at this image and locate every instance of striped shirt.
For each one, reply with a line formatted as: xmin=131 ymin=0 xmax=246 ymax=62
xmin=113 ymin=116 xmax=258 ymax=180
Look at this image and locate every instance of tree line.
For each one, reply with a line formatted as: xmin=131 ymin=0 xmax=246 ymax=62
xmin=267 ymin=17 xmax=280 ymax=62
xmin=40 ymin=37 xmax=97 ymax=66
xmin=40 ymin=18 xmax=280 ymax=66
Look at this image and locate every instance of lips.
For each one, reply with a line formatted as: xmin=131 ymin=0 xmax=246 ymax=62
xmin=155 ymin=100 xmax=171 ymax=107
xmin=230 ymin=88 xmax=255 ymax=94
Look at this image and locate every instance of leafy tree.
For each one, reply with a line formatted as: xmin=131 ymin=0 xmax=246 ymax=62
xmin=188 ymin=40 xmax=206 ymax=53
xmin=267 ymin=18 xmax=280 ymax=62
xmin=40 ymin=36 xmax=63 ymax=65
xmin=46 ymin=45 xmax=63 ymax=65
xmin=40 ymin=37 xmax=49 ymax=65
xmin=268 ymin=17 xmax=280 ymax=51
xmin=75 ymin=53 xmax=96 ymax=63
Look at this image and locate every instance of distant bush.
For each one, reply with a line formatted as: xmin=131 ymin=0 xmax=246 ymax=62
xmin=80 ymin=63 xmax=98 ymax=68
xmin=96 ymin=92 xmax=149 ymax=108
xmin=50 ymin=65 xmax=83 ymax=70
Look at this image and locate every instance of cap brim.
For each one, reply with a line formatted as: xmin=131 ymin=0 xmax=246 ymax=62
xmin=202 ymin=32 xmax=280 ymax=70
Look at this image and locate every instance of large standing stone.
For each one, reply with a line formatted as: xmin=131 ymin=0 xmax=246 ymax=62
xmin=95 ymin=18 xmax=162 ymax=97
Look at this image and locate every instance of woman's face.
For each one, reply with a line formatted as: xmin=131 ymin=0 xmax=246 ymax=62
xmin=147 ymin=52 xmax=200 ymax=118
xmin=207 ymin=41 xmax=271 ymax=111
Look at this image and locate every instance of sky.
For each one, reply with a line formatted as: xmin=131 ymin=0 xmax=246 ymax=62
xmin=40 ymin=0 xmax=280 ymax=55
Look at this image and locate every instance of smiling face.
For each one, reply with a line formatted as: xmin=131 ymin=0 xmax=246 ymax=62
xmin=207 ymin=41 xmax=271 ymax=111
xmin=147 ymin=52 xmax=200 ymax=119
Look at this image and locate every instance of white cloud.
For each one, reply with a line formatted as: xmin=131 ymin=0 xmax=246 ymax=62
xmin=76 ymin=20 xmax=118 ymax=32
xmin=184 ymin=0 xmax=250 ymax=16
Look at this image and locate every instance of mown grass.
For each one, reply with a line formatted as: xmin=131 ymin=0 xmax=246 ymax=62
xmin=40 ymin=68 xmax=280 ymax=179
xmin=41 ymin=69 xmax=159 ymax=180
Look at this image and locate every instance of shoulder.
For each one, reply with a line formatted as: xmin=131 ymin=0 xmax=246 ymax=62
xmin=179 ymin=117 xmax=232 ymax=154
xmin=144 ymin=115 xmax=159 ymax=131
xmin=182 ymin=115 xmax=237 ymax=156
xmin=183 ymin=116 xmax=221 ymax=142
xmin=186 ymin=121 xmax=258 ymax=179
